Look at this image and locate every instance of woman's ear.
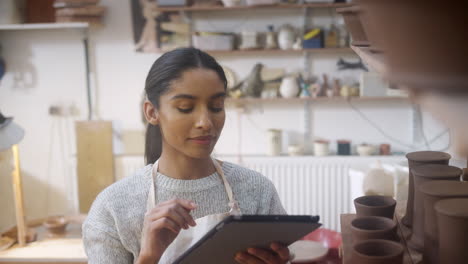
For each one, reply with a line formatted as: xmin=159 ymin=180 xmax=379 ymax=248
xmin=143 ymin=100 xmax=159 ymax=125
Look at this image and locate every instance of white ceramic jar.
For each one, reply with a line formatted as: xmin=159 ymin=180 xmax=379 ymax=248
xmin=280 ymin=76 xmax=299 ymax=98
xmin=267 ymin=129 xmax=282 ymax=156
xmin=278 ymin=24 xmax=296 ymax=50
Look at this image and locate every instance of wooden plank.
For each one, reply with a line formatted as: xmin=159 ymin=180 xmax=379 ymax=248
xmin=11 ymin=145 xmax=27 ymax=247
xmin=351 ymin=45 xmax=387 ymax=75
xmin=340 ymin=213 xmax=414 ymax=264
xmin=76 ymin=121 xmax=114 ymax=213
xmin=225 ymin=96 xmax=408 ymax=107
xmin=207 ymin=48 xmax=353 ymax=56
xmin=155 ymin=3 xmax=350 ymax=12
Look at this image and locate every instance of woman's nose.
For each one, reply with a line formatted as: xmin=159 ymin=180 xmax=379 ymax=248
xmin=195 ymin=110 xmax=213 ymax=131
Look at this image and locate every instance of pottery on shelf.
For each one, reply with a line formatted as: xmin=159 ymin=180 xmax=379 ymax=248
xmin=354 ymin=195 xmax=396 ymax=219
xmin=313 ymin=140 xmax=329 ymax=157
xmin=266 ymin=129 xmax=282 ymax=156
xmin=408 ymin=164 xmax=462 ymax=252
xmin=279 ymin=76 xmax=299 ymax=98
xmin=277 ymin=24 xmax=296 ymax=50
xmin=402 ymin=151 xmax=451 ymax=228
xmin=420 ymin=181 xmax=468 ymax=264
xmin=351 ymin=216 xmax=398 ymax=242
xmin=357 ymin=144 xmax=375 ymax=156
xmin=351 ymin=239 xmax=404 ymax=264
xmin=435 ymin=198 xmax=468 ymax=264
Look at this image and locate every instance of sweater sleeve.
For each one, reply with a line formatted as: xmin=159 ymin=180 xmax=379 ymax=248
xmin=82 ymin=193 xmax=133 ymax=264
xmin=267 ymin=182 xmax=287 ymax=215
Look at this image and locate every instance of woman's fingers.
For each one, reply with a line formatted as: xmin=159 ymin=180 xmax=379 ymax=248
xmin=270 ymin=243 xmax=290 ymax=261
xmin=235 ymin=251 xmax=264 ymax=264
xmin=151 ymin=217 xmax=181 ymax=234
xmin=246 ymin=248 xmax=279 ymax=264
xmin=161 ymin=198 xmax=198 ymax=211
xmin=147 ymin=199 xmax=197 ymax=229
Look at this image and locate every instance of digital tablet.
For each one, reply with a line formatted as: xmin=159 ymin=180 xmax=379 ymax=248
xmin=173 ymin=215 xmax=321 ymax=264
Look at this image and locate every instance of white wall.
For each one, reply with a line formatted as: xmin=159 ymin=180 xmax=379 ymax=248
xmin=0 ymin=0 xmax=455 ymax=230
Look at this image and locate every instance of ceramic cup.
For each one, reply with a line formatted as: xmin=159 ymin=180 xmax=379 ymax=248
xmin=435 ymin=198 xmax=468 ymax=264
xmin=351 ymin=216 xmax=398 ymax=242
xmin=352 ymin=239 xmax=404 ymax=264
xmin=354 ymin=195 xmax=396 ymax=219
xmin=43 ymin=215 xmax=68 ymax=235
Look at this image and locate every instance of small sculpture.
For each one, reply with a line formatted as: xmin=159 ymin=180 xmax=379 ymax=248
xmin=230 ymin=63 xmax=264 ymax=98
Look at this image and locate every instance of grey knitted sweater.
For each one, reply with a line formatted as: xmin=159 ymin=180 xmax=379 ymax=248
xmin=82 ymin=161 xmax=286 ymax=264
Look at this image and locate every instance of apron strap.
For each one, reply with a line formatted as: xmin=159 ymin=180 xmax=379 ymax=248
xmin=148 ymin=158 xmax=242 ymax=215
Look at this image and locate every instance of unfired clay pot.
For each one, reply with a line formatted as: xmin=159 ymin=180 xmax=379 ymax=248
xmin=351 ymin=216 xmax=398 ymax=242
xmin=336 ymin=6 xmax=369 ymax=47
xmin=402 ymin=151 xmax=451 ymax=228
xmin=408 ymin=164 xmax=462 ymax=251
xmin=352 ymin=239 xmax=404 ymax=264
xmin=420 ymin=181 xmax=468 ymax=264
xmin=354 ymin=195 xmax=396 ymax=219
xmin=435 ymin=198 xmax=468 ymax=264
xmin=354 ymin=0 xmax=468 ymax=92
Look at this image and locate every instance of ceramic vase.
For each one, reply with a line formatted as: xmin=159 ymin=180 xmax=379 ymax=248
xmin=402 ymin=151 xmax=451 ymax=228
xmin=408 ymin=164 xmax=462 ymax=252
xmin=278 ymin=24 xmax=296 ymax=50
xmin=435 ymin=198 xmax=468 ymax=264
xmin=420 ymin=181 xmax=468 ymax=264
xmin=279 ymin=76 xmax=299 ymax=98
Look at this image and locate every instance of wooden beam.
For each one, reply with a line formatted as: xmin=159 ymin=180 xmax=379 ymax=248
xmin=11 ymin=145 xmax=26 ymax=247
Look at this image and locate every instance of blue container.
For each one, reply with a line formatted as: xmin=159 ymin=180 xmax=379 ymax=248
xmin=303 ymin=29 xmax=324 ymax=49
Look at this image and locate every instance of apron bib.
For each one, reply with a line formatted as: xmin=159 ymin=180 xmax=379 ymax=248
xmin=142 ymin=158 xmax=241 ymax=264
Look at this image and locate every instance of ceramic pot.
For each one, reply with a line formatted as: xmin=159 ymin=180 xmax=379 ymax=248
xmin=402 ymin=151 xmax=451 ymax=228
xmin=352 ymin=239 xmax=404 ymax=264
xmin=354 ymin=195 xmax=396 ymax=219
xmin=355 ymin=0 xmax=468 ymax=92
xmin=351 ymin=216 xmax=398 ymax=242
xmin=336 ymin=5 xmax=369 ymax=47
xmin=420 ymin=181 xmax=468 ymax=264
xmin=314 ymin=140 xmax=329 ymax=157
xmin=43 ymin=216 xmax=68 ymax=235
xmin=267 ymin=129 xmax=281 ymax=156
xmin=357 ymin=144 xmax=375 ymax=156
xmin=435 ymin=198 xmax=468 ymax=264
xmin=279 ymin=76 xmax=299 ymax=98
xmin=408 ymin=164 xmax=462 ymax=252
xmin=277 ymin=24 xmax=296 ymax=50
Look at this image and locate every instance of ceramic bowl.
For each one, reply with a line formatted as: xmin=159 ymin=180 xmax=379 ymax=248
xmin=354 ymin=195 xmax=396 ymax=219
xmin=352 ymin=239 xmax=404 ymax=264
xmin=351 ymin=216 xmax=398 ymax=242
xmin=43 ymin=216 xmax=68 ymax=235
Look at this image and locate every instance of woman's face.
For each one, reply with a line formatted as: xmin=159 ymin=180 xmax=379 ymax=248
xmin=153 ymin=68 xmax=226 ymax=159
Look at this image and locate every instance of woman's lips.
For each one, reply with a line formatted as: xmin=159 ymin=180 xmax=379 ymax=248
xmin=189 ymin=136 xmax=214 ymax=145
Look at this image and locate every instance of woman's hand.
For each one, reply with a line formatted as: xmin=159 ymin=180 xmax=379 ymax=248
xmin=137 ymin=198 xmax=197 ymax=264
xmin=235 ymin=242 xmax=291 ymax=264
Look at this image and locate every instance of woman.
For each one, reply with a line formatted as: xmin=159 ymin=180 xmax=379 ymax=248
xmin=83 ymin=48 xmax=290 ymax=264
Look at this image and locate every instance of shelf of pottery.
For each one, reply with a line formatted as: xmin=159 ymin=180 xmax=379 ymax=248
xmin=133 ymin=0 xmax=352 ymax=54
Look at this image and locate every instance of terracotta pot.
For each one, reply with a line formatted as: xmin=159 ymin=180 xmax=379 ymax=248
xmin=336 ymin=6 xmax=369 ymax=47
xmin=351 ymin=216 xmax=398 ymax=242
xmin=352 ymin=239 xmax=404 ymax=264
xmin=402 ymin=151 xmax=451 ymax=228
xmin=408 ymin=164 xmax=462 ymax=251
xmin=354 ymin=195 xmax=396 ymax=219
xmin=420 ymin=181 xmax=468 ymax=264
xmin=355 ymin=0 xmax=468 ymax=92
xmin=43 ymin=216 xmax=68 ymax=235
xmin=435 ymin=199 xmax=468 ymax=264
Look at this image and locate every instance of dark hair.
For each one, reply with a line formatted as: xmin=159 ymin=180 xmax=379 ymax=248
xmin=144 ymin=48 xmax=227 ymax=165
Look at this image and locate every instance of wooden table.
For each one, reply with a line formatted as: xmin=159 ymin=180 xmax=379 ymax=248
xmin=340 ymin=202 xmax=422 ymax=264
xmin=0 ymin=217 xmax=87 ymax=264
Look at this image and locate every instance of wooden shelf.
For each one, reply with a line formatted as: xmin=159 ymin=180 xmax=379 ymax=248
xmin=207 ymin=47 xmax=354 ymax=56
xmin=155 ymin=3 xmax=350 ymax=12
xmin=351 ymin=45 xmax=386 ymax=75
xmin=226 ymin=96 xmax=408 ymax=106
xmin=0 ymin=23 xmax=89 ymax=31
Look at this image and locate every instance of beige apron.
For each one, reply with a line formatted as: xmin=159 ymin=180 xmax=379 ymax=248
xmin=143 ymin=158 xmax=242 ymax=264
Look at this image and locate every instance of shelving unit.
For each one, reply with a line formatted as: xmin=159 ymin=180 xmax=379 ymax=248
xmin=155 ymin=2 xmax=350 ymax=12
xmin=0 ymin=22 xmax=89 ymax=31
xmin=226 ymin=96 xmax=408 ymax=106
xmin=207 ymin=47 xmax=353 ymax=56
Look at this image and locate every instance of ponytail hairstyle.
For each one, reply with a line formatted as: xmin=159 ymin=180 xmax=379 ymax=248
xmin=144 ymin=48 xmax=227 ymax=165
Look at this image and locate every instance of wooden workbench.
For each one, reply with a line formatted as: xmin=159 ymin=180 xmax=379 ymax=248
xmin=340 ymin=202 xmax=422 ymax=264
xmin=0 ymin=217 xmax=87 ymax=264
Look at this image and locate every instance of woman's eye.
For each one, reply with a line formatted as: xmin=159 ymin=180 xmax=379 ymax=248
xmin=210 ymin=106 xmax=224 ymax=113
xmin=177 ymin=107 xmax=193 ymax=113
